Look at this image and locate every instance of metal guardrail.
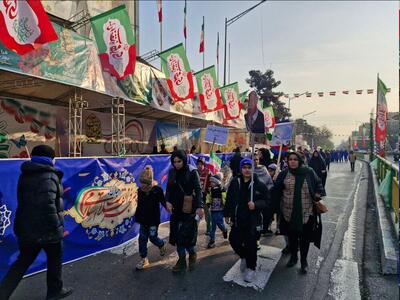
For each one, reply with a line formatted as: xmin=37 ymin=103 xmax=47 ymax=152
xmin=374 ymin=154 xmax=398 ymax=224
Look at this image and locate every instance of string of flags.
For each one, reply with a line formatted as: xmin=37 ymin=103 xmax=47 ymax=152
xmin=282 ymin=88 xmax=391 ymax=99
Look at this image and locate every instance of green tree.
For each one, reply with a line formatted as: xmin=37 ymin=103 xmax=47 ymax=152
xmin=246 ymin=69 xmax=291 ymax=121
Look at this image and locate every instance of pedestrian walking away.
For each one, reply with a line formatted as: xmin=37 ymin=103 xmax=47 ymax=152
xmin=0 ymin=145 xmax=72 ymax=300
xmin=205 ymin=174 xmax=228 ymax=249
xmin=273 ymin=152 xmax=326 ymax=274
xmin=135 ymin=166 xmax=167 ymax=271
xmin=166 ymin=150 xmax=204 ymax=274
xmin=224 ymin=158 xmax=270 ymax=283
xmin=349 ymin=150 xmax=357 ymax=172
xmin=309 ymin=150 xmax=328 ymax=188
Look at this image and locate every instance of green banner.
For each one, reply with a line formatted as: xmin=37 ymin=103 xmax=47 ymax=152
xmin=220 ymin=82 xmax=240 ymax=120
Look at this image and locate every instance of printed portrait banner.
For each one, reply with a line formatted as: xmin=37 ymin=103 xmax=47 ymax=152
xmin=194 ymin=66 xmax=224 ymax=113
xmin=159 ymin=43 xmax=195 ymax=102
xmin=0 ymin=154 xmax=235 ymax=278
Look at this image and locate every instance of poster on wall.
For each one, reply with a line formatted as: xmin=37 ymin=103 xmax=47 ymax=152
xmin=0 ymin=98 xmax=56 ymax=158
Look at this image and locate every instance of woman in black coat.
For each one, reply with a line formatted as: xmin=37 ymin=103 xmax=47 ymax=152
xmin=308 ymin=150 xmax=327 ymax=187
xmin=273 ymin=152 xmax=326 ymax=274
xmin=165 ymin=150 xmax=204 ymax=273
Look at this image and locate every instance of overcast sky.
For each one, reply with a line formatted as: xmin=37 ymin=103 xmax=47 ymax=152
xmin=139 ymin=1 xmax=399 ymax=146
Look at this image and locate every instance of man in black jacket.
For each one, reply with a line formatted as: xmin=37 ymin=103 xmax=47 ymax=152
xmin=244 ymin=91 xmax=265 ymax=134
xmin=229 ymin=147 xmax=243 ymax=176
xmin=224 ymin=158 xmax=269 ymax=283
xmin=0 ymin=145 xmax=72 ymax=300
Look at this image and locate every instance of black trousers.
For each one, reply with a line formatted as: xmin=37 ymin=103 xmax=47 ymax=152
xmin=350 ymin=162 xmax=355 ymax=172
xmin=0 ymin=242 xmax=63 ymax=300
xmin=288 ymin=218 xmax=313 ymax=263
xmin=229 ymin=226 xmax=257 ymax=270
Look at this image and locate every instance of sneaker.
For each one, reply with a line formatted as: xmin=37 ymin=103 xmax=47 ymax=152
xmin=159 ymin=243 xmax=167 ymax=257
xmin=244 ymin=269 xmax=256 ymax=283
xmin=172 ymin=257 xmax=187 ymax=273
xmin=188 ymin=252 xmax=197 ymax=271
xmin=207 ymin=240 xmax=216 ymax=249
xmin=257 ymin=240 xmax=261 ymax=251
xmin=46 ymin=288 xmax=73 ymax=300
xmin=223 ymin=230 xmax=228 ymax=239
xmin=136 ymin=257 xmax=150 ymax=270
xmin=239 ymin=258 xmax=247 ymax=273
xmin=286 ymin=256 xmax=298 ymax=268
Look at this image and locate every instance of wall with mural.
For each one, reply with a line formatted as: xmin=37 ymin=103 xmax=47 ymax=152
xmin=0 ymin=98 xmax=56 ymax=158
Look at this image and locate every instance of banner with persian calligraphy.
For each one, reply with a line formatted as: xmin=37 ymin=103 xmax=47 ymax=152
xmin=0 ymin=0 xmax=58 ymax=55
xmin=194 ymin=66 xmax=224 ymax=113
xmin=90 ymin=4 xmax=136 ymax=80
xmin=0 ymin=153 xmax=237 ymax=278
xmin=220 ymin=82 xmax=241 ymax=121
xmin=159 ymin=43 xmax=195 ymax=102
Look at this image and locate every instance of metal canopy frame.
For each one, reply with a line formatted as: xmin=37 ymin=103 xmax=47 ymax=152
xmin=111 ymin=97 xmax=126 ymax=156
xmin=68 ymin=89 xmax=88 ymax=157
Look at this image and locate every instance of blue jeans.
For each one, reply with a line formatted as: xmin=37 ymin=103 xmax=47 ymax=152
xmin=209 ymin=211 xmax=227 ymax=242
xmin=177 ymin=245 xmax=195 ymax=257
xmin=139 ymin=225 xmax=164 ymax=258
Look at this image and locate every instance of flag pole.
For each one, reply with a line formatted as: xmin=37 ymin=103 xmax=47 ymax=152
xmin=217 ymin=32 xmax=219 ymax=82
xmin=184 ymin=0 xmax=187 ymax=53
xmin=376 ymin=73 xmax=379 ymax=156
xmin=203 ymin=16 xmax=205 ymax=69
xmin=250 ymin=133 xmax=255 ymax=204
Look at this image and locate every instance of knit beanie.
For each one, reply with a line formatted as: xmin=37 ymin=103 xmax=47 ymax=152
xmin=31 ymin=145 xmax=55 ymax=159
xmin=209 ymin=173 xmax=222 ymax=186
xmin=240 ymin=158 xmax=253 ymax=169
xmin=139 ymin=165 xmax=154 ymax=185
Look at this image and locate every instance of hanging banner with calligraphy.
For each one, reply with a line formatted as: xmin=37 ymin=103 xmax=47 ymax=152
xmin=220 ymin=82 xmax=241 ymax=120
xmin=0 ymin=0 xmax=58 ymax=55
xmin=194 ymin=65 xmax=224 ymax=113
xmin=90 ymin=4 xmax=136 ymax=80
xmin=159 ymin=43 xmax=195 ymax=102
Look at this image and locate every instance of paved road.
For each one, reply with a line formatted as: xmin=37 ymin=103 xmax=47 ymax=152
xmin=10 ymin=161 xmax=398 ymax=300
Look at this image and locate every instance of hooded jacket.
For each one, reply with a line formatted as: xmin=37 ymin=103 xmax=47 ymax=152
xmin=14 ymin=161 xmax=64 ymax=244
xmin=224 ymin=173 xmax=269 ymax=230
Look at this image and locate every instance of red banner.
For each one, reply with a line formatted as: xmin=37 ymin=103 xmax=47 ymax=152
xmin=0 ymin=0 xmax=58 ymax=55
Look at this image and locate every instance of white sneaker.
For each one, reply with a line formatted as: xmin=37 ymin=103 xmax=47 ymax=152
xmin=240 ymin=258 xmax=247 ymax=273
xmin=136 ymin=257 xmax=149 ymax=270
xmin=244 ymin=268 xmax=256 ymax=283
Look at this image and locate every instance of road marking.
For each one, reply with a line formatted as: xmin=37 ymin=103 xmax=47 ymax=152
xmin=223 ymin=245 xmax=282 ymax=292
xmin=328 ymin=259 xmax=361 ymax=300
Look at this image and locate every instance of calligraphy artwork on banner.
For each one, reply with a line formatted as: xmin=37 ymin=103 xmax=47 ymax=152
xmin=66 ymin=169 xmax=138 ymax=240
xmin=0 ymin=98 xmax=55 ymax=158
xmin=159 ymin=43 xmax=194 ymax=102
xmin=220 ymin=83 xmax=241 ymax=121
xmin=194 ymin=66 xmax=223 ymax=113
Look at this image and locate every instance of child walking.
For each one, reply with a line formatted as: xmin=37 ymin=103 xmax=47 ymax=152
xmin=206 ymin=174 xmax=228 ymax=248
xmin=135 ymin=166 xmax=167 ymax=270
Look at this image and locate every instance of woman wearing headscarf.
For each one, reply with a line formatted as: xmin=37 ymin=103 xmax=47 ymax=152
xmin=308 ymin=150 xmax=327 ymax=187
xmin=165 ymin=150 xmax=204 ymax=274
xmin=273 ymin=152 xmax=326 ymax=274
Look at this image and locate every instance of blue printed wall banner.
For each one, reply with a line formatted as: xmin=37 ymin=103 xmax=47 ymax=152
xmin=0 ymin=154 xmax=237 ymax=278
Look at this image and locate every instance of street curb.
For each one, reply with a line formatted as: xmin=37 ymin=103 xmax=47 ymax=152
xmin=367 ymin=161 xmax=398 ymax=275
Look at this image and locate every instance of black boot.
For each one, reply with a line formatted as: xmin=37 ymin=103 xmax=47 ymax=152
xmin=188 ymin=252 xmax=197 ymax=271
xmin=286 ymin=255 xmax=298 ymax=268
xmin=300 ymin=260 xmax=308 ymax=274
xmin=46 ymin=287 xmax=73 ymax=300
xmin=172 ymin=256 xmax=187 ymax=273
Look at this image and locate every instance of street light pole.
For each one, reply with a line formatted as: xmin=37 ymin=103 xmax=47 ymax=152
xmin=223 ymin=0 xmax=266 ymax=85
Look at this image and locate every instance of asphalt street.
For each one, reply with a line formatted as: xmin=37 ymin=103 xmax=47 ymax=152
xmin=10 ymin=161 xmax=398 ymax=300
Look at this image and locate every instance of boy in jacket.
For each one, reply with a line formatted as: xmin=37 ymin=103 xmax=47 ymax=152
xmin=206 ymin=174 xmax=228 ymax=249
xmin=224 ymin=158 xmax=270 ymax=283
xmin=135 ymin=166 xmax=167 ymax=270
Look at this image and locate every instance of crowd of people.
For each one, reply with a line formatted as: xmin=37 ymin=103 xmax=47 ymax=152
xmin=0 ymin=143 xmax=336 ymax=299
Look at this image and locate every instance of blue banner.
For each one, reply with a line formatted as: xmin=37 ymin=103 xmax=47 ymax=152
xmin=0 ymin=154 xmax=233 ymax=279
